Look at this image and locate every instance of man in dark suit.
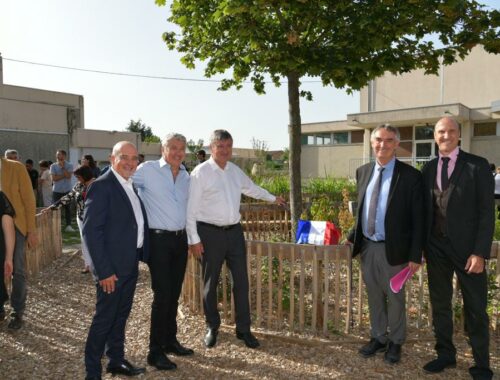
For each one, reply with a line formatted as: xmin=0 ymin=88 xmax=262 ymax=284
xmin=348 ymin=124 xmax=423 ymax=365
xmin=422 ymin=117 xmax=494 ymax=380
xmin=82 ymin=141 xmax=149 ymax=380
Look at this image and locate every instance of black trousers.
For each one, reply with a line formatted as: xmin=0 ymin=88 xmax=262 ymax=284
xmin=85 ymin=271 xmax=138 ymax=377
xmin=0 ymin=243 xmax=7 ymax=306
xmin=426 ymin=235 xmax=491 ymax=376
xmin=199 ymin=223 xmax=251 ymax=332
xmin=147 ymin=230 xmax=188 ymax=353
xmin=53 ymin=191 xmax=71 ymax=226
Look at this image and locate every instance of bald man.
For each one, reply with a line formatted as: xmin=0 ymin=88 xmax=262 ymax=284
xmin=82 ymin=141 xmax=149 ymax=380
xmin=422 ymin=118 xmax=494 ymax=379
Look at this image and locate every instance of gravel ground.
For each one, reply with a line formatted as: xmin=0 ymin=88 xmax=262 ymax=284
xmin=0 ymin=248 xmax=498 ymax=379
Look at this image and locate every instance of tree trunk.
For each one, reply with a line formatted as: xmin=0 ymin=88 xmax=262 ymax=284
xmin=287 ymin=72 xmax=302 ymax=233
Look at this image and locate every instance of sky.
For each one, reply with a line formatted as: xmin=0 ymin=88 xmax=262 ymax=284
xmin=1 ymin=1 xmax=498 ymax=150
xmin=0 ymin=0 xmax=359 ymax=150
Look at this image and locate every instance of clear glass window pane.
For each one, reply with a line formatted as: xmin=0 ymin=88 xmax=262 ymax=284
xmin=416 ymin=143 xmax=432 ymax=158
xmin=415 ymin=126 xmax=434 ymax=140
xmin=333 ymin=132 xmax=348 ymax=144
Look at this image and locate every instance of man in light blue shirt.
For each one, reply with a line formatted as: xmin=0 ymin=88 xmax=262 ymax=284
xmin=133 ymin=133 xmax=193 ymax=371
xmin=361 ymin=158 xmax=395 ymax=242
xmin=50 ymin=149 xmax=74 ymax=230
xmin=348 ymin=124 xmax=423 ymax=365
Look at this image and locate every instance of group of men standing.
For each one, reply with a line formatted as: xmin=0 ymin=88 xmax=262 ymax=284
xmin=350 ymin=117 xmax=494 ymax=380
xmin=81 ymin=130 xmax=284 ymax=380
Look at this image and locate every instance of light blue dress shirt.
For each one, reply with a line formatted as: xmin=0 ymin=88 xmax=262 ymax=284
xmin=132 ymin=157 xmax=190 ymax=230
xmin=50 ymin=161 xmax=74 ymax=193
xmin=362 ymin=157 xmax=395 ymax=241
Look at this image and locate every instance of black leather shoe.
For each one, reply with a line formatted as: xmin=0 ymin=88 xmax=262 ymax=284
xmin=85 ymin=377 xmax=102 ymax=380
xmin=384 ymin=342 xmax=402 ymax=364
xmin=469 ymin=365 xmax=494 ymax=380
xmin=0 ymin=306 xmax=5 ymax=321
xmin=7 ymin=314 xmax=23 ymax=330
xmin=358 ymin=338 xmax=387 ymax=358
xmin=147 ymin=351 xmax=177 ymax=371
xmin=423 ymin=357 xmax=457 ymax=373
xmin=204 ymin=328 xmax=218 ymax=348
xmin=106 ymin=359 xmax=146 ymax=376
xmin=163 ymin=340 xmax=194 ymax=356
xmin=236 ymin=331 xmax=260 ymax=349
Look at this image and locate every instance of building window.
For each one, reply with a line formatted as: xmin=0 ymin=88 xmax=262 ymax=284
xmin=415 ymin=125 xmax=434 ymax=140
xmin=333 ymin=132 xmax=348 ymax=144
xmin=301 ymin=130 xmax=363 ymax=145
xmin=474 ymin=122 xmax=497 ymax=137
xmin=351 ymin=130 xmax=364 ymax=143
xmin=316 ymin=133 xmax=332 ymax=145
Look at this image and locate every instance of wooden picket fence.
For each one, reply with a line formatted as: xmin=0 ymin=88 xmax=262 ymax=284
xmin=181 ymin=240 xmax=500 ymax=337
xmin=240 ymin=203 xmax=292 ymax=242
xmin=26 ymin=209 xmax=63 ymax=276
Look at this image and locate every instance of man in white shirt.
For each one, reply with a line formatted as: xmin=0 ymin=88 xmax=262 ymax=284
xmin=187 ymin=130 xmax=286 ymax=349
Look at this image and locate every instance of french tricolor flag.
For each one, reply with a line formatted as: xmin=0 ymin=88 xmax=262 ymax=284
xmin=296 ymin=220 xmax=341 ymax=245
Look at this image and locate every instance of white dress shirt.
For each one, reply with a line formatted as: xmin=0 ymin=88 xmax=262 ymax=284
xmin=111 ymin=167 xmax=144 ymax=248
xmin=186 ymin=157 xmax=276 ymax=245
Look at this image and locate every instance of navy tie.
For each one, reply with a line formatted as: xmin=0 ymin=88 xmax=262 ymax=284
xmin=441 ymin=157 xmax=450 ymax=191
xmin=367 ymin=167 xmax=385 ymax=237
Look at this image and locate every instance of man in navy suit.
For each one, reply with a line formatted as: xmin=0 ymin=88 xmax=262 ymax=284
xmin=82 ymin=141 xmax=149 ymax=380
xmin=348 ymin=124 xmax=423 ymax=365
xmin=422 ymin=117 xmax=494 ymax=379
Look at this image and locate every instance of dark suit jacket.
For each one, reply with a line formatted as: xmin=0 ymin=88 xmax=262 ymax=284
xmin=422 ymin=150 xmax=494 ymax=260
xmin=82 ymin=170 xmax=149 ymax=281
xmin=348 ymin=159 xmax=424 ymax=265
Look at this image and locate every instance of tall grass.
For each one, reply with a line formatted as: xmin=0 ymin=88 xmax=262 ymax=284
xmin=303 ymin=177 xmax=356 ymax=201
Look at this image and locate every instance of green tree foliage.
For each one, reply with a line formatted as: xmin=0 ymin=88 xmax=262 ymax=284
xmin=186 ymin=138 xmax=204 ymax=154
xmin=126 ymin=119 xmax=160 ymax=142
xmin=156 ymin=0 xmax=499 ymax=230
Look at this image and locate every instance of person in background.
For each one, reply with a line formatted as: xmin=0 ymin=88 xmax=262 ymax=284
xmin=4 ymin=149 xmax=19 ymax=161
xmin=494 ymin=166 xmax=500 ymax=220
xmin=50 ymin=149 xmax=74 ymax=232
xmin=0 ymin=156 xmax=38 ymax=329
xmin=187 ymin=129 xmax=286 ymax=349
xmin=0 ymin=191 xmax=15 ymax=322
xmin=82 ymin=141 xmax=149 ymax=379
xmin=81 ymin=155 xmax=101 ymax=179
xmin=138 ymin=154 xmax=145 ymax=164
xmin=347 ymin=124 xmax=423 ymax=365
xmin=44 ymin=166 xmax=96 ymax=274
xmin=196 ymin=149 xmax=206 ymax=165
xmin=38 ymin=160 xmax=53 ymax=207
xmin=422 ymin=117 xmax=494 ymax=379
xmin=25 ymin=159 xmax=39 ymax=203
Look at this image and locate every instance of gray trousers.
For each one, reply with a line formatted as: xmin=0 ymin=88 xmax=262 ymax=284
xmin=360 ymin=239 xmax=406 ymax=344
xmin=11 ymin=228 xmax=27 ymax=316
xmin=198 ymin=223 xmax=251 ymax=333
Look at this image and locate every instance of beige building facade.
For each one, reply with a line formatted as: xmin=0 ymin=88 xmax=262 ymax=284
xmin=0 ymin=53 xmax=161 ymax=166
xmin=302 ymin=46 xmax=500 ymax=178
